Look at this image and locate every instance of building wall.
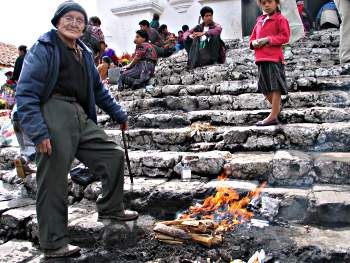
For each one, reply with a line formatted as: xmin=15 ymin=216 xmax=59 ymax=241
xmin=96 ymin=0 xmax=242 ymax=54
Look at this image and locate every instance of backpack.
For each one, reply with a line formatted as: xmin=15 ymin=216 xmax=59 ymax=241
xmin=81 ymin=25 xmax=101 ymax=55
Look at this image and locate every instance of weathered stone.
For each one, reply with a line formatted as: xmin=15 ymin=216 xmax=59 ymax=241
xmin=230 ymin=152 xmax=273 ymax=180
xmin=0 ymin=147 xmax=18 ymax=170
xmin=0 ymin=198 xmax=35 ymax=215
xmin=0 ymin=239 xmax=41 ymax=262
xmin=271 ymin=151 xmax=315 ymax=186
xmin=69 ymin=213 xmax=155 ymax=248
xmin=0 ymin=181 xmax=27 ymax=201
xmin=292 ymin=225 xmax=350 ymax=256
xmin=84 ymin=182 xmax=102 ymax=201
xmin=306 ymin=185 xmax=350 ymax=225
xmin=312 ymin=152 xmax=350 ymax=184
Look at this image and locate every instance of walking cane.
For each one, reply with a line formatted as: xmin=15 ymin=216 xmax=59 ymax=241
xmin=122 ymin=130 xmax=134 ymax=184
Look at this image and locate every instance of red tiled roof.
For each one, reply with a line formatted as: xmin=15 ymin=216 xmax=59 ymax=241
xmin=0 ymin=42 xmax=17 ymax=67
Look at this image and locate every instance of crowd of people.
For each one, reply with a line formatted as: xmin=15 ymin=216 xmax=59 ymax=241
xmin=0 ymin=0 xmax=349 ymax=259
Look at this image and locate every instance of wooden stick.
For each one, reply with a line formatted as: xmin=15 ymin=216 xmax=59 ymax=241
xmin=158 ymin=218 xmax=195 ymax=226
xmin=158 ymin=239 xmax=184 ymax=245
xmin=155 ymin=233 xmax=184 ymax=242
xmin=189 ymin=233 xmax=223 ymax=248
xmin=153 ymin=223 xmax=191 ymax=240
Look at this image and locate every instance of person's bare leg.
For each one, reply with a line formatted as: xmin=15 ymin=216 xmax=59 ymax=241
xmin=263 ymin=91 xmax=281 ymax=122
xmin=265 ymin=93 xmax=273 ymax=104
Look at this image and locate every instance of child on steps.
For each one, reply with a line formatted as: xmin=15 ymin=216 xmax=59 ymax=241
xmin=249 ymin=0 xmax=290 ymax=126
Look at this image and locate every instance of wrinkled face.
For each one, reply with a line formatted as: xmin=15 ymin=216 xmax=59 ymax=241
xmin=57 ymin=11 xmax=85 ymax=40
xmin=260 ymin=0 xmax=278 ymax=15
xmin=140 ymin=25 xmax=149 ymax=31
xmin=134 ymin=33 xmax=145 ymax=45
xmin=203 ymin=13 xmax=213 ymax=25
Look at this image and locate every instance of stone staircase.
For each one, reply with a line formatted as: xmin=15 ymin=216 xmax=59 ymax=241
xmin=1 ymin=29 xmax=350 ymax=261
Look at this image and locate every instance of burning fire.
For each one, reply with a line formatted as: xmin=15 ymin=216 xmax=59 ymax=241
xmin=179 ymin=173 xmax=266 ymax=232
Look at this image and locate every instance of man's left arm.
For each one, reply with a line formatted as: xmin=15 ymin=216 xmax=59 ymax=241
xmin=93 ymin=65 xmax=128 ymax=124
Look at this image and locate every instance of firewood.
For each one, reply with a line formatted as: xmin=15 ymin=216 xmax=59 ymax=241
xmin=155 ymin=233 xmax=184 ymax=242
xmin=153 ymin=223 xmax=191 ymax=240
xmin=189 ymin=233 xmax=223 ymax=248
xmin=158 ymin=239 xmax=184 ymax=245
xmin=158 ymin=218 xmax=195 ymax=226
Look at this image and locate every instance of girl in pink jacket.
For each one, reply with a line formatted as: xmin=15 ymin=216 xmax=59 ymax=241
xmin=249 ymin=0 xmax=290 ymax=126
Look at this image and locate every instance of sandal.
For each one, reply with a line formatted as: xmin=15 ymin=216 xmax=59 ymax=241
xmin=256 ymin=118 xmax=280 ymax=127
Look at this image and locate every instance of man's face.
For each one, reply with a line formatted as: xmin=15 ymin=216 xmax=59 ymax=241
xmin=18 ymin=50 xmax=25 ymax=56
xmin=140 ymin=25 xmax=149 ymax=31
xmin=57 ymin=11 xmax=85 ymax=40
xmin=203 ymin=13 xmax=213 ymax=25
xmin=134 ymin=34 xmax=145 ymax=45
xmin=260 ymin=0 xmax=278 ymax=15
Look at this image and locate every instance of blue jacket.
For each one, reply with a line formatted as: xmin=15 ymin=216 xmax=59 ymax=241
xmin=15 ymin=30 xmax=127 ymax=146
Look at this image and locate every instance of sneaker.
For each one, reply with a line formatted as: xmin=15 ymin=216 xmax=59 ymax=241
xmin=44 ymin=244 xmax=81 ymax=258
xmin=98 ymin=210 xmax=139 ymax=221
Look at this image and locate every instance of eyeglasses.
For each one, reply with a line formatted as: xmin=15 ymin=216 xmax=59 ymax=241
xmin=62 ymin=15 xmax=85 ymax=26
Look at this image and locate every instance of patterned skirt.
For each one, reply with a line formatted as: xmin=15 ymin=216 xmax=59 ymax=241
xmin=257 ymin=61 xmax=288 ymax=96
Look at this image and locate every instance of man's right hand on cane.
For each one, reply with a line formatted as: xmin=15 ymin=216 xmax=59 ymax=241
xmin=37 ymin=139 xmax=52 ymax=157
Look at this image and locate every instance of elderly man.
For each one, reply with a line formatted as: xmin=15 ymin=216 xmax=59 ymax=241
xmin=334 ymin=0 xmax=350 ymax=63
xmin=16 ymin=1 xmax=138 ymax=258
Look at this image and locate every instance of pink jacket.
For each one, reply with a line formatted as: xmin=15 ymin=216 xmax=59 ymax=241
xmin=249 ymin=12 xmax=290 ymax=64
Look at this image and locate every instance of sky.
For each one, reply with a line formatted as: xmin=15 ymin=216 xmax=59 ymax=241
xmin=0 ymin=0 xmax=96 ymax=47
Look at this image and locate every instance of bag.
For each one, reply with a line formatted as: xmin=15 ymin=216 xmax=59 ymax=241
xmin=108 ymin=67 xmax=122 ymax=85
xmin=70 ymin=164 xmax=99 ymax=186
xmin=81 ymin=26 xmax=101 ymax=55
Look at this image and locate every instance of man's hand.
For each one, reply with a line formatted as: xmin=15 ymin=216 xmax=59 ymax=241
xmin=192 ymin=32 xmax=206 ymax=38
xmin=120 ymin=122 xmax=128 ymax=131
xmin=36 ymin=139 xmax=52 ymax=157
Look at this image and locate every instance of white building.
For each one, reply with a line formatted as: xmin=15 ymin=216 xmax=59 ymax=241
xmin=96 ymin=0 xmax=249 ymax=54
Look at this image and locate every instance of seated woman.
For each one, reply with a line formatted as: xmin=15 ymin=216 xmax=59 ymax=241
xmin=184 ymin=6 xmax=226 ymax=68
xmin=118 ymin=30 xmax=157 ymax=90
xmin=158 ymin=24 xmax=177 ymax=57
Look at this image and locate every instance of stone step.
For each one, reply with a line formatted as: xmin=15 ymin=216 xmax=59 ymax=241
xmin=118 ymin=90 xmax=350 ymax=113
xmin=8 ymin=150 xmax=349 ymax=198
xmin=117 ymin=107 xmax=350 ymax=129
xmin=0 ymin=198 xmax=154 ymax=248
xmin=105 ymin=122 xmax=350 ymax=153
xmin=154 ymin=60 xmax=349 ymax=86
xmin=1 ymin=180 xmax=350 ymax=248
xmin=114 ymin=76 xmax=350 ymax=102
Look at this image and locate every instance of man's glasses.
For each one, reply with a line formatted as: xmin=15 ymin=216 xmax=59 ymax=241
xmin=62 ymin=15 xmax=85 ymax=26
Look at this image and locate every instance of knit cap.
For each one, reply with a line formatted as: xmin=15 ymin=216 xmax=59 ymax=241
xmin=51 ymin=0 xmax=88 ymax=28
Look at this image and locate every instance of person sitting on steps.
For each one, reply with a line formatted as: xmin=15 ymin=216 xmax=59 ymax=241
xmin=249 ymin=0 xmax=290 ymax=126
xmin=118 ymin=30 xmax=157 ymax=90
xmin=158 ymin=24 xmax=177 ymax=57
xmin=184 ymin=6 xmax=226 ymax=68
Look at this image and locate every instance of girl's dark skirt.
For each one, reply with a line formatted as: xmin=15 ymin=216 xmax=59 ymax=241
xmin=257 ymin=61 xmax=288 ymax=96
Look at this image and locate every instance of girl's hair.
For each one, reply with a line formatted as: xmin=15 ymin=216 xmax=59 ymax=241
xmin=256 ymin=0 xmax=280 ymax=11
xmin=136 ymin=30 xmax=149 ymax=42
xmin=18 ymin=45 xmax=27 ymax=53
xmin=158 ymin=24 xmax=168 ymax=34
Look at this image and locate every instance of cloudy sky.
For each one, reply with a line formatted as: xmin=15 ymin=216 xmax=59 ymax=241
xmin=0 ymin=0 xmax=96 ymax=47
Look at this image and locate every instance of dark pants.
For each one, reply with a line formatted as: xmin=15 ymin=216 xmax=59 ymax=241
xmin=118 ymin=61 xmax=155 ymax=90
xmin=36 ymin=97 xmax=125 ymax=250
xmin=185 ymin=35 xmax=221 ymax=64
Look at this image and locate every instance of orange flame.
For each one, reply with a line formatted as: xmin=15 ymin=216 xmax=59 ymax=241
xmin=179 ymin=173 xmax=266 ymax=232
